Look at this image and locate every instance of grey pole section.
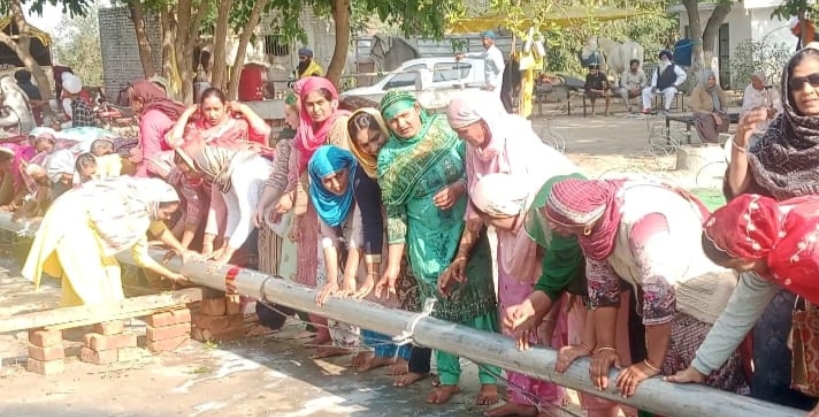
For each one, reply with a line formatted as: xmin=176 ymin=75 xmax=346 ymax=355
xmin=0 ymin=213 xmax=805 ymax=417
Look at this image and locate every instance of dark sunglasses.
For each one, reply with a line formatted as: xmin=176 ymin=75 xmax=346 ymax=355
xmin=789 ymin=72 xmax=819 ymax=91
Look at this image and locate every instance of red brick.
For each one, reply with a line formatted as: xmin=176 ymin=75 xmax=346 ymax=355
xmin=147 ymin=334 xmax=190 ymax=352
xmin=26 ymin=358 xmax=64 ymax=375
xmin=225 ymin=295 xmax=242 ymax=315
xmin=193 ymin=314 xmax=229 ymax=331
xmin=80 ymin=346 xmax=118 ymax=365
xmin=28 ymin=328 xmax=62 ymax=347
xmin=84 ymin=332 xmax=137 ymax=351
xmin=118 ymin=347 xmax=145 ymax=362
xmin=28 ymin=344 xmax=65 ymax=361
xmin=146 ymin=323 xmax=191 ymax=342
xmin=199 ymin=298 xmax=226 ymax=316
xmin=227 ymin=314 xmax=246 ymax=328
xmin=198 ymin=327 xmax=245 ymax=342
xmin=145 ymin=309 xmax=191 ymax=328
xmin=93 ymin=320 xmax=124 ymax=335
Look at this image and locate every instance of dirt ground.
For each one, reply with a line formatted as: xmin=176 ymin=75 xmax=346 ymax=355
xmin=0 ymin=112 xmax=726 ymax=417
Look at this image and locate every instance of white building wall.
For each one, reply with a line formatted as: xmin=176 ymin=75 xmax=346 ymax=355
xmin=674 ymin=1 xmax=796 ymax=87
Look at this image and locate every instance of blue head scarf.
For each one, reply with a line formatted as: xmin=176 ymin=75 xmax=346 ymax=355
xmin=308 ymin=145 xmax=357 ymax=227
xmin=298 ymin=47 xmax=314 ymax=58
xmin=480 ymin=30 xmax=496 ymax=40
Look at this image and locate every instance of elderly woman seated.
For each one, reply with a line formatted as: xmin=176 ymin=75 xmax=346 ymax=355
xmin=690 ymin=69 xmax=729 ymax=144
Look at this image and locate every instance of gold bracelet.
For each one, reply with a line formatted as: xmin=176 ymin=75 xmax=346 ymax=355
xmin=594 ymin=346 xmax=616 ymax=355
xmin=643 ymin=359 xmax=661 ymax=373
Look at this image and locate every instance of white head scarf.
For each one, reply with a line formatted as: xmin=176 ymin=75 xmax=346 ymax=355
xmin=62 ymin=74 xmax=82 ymax=95
xmin=44 ymin=149 xmax=75 ymax=183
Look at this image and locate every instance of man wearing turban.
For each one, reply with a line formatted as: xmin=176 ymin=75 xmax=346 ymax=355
xmin=455 ymin=30 xmax=506 ymax=100
xmin=62 ymin=73 xmax=97 ymax=128
xmin=641 ymin=50 xmax=687 ymax=114
xmin=296 ymin=47 xmax=324 ymax=79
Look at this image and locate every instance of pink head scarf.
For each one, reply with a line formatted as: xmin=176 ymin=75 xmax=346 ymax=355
xmin=294 ymin=77 xmax=349 ymax=172
xmin=447 ymin=90 xmax=520 ymax=177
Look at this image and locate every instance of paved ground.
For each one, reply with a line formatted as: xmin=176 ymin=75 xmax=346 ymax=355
xmin=0 ymin=113 xmax=723 ymax=416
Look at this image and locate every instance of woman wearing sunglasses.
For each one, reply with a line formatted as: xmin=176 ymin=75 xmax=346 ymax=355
xmin=685 ymin=44 xmax=819 ymax=412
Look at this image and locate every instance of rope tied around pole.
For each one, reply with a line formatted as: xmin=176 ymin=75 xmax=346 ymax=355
xmin=392 ymin=297 xmax=436 ymax=346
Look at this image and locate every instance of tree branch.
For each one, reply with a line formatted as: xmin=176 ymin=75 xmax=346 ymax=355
xmin=227 ymin=0 xmax=270 ymax=100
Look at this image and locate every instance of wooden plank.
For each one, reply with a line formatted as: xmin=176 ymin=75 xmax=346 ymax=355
xmin=0 ymin=287 xmax=203 ymax=334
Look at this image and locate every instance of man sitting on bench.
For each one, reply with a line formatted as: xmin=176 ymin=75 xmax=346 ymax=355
xmin=584 ymin=63 xmax=611 ymax=116
xmin=619 ymin=59 xmax=647 ymax=113
xmin=642 ymin=50 xmax=687 ymax=115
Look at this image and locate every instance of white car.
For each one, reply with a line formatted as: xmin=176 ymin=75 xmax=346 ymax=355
xmin=342 ymin=57 xmax=487 ymax=109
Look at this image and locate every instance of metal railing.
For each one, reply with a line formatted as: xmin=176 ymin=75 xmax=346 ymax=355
xmin=0 ymin=212 xmax=804 ymax=417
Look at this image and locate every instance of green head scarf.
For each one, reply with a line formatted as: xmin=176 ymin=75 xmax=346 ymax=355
xmin=380 ymin=90 xmax=430 ymax=126
xmin=284 ymin=92 xmax=298 ymax=106
xmin=528 ymin=172 xmax=588 ymax=302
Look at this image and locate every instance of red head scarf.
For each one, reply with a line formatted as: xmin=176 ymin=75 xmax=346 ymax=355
xmin=703 ymin=194 xmax=783 ymax=260
xmin=706 ymin=193 xmax=819 ymax=303
xmin=293 ymin=76 xmax=350 ymax=172
xmin=544 ymin=178 xmax=626 ymax=260
xmin=131 ymin=80 xmax=186 ymax=120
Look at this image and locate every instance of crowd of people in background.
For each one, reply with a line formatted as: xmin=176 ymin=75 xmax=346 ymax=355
xmin=3 ymin=41 xmax=819 ymax=417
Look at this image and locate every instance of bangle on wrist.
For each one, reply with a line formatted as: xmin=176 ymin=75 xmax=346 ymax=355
xmin=643 ymin=358 xmax=661 ymax=373
xmin=732 ymin=140 xmax=746 ymax=153
xmin=594 ymin=346 xmax=616 ymax=355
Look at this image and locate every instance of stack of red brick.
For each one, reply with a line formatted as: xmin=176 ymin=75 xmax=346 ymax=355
xmin=145 ymin=308 xmax=192 ymax=352
xmin=192 ymin=295 xmax=260 ymax=342
xmin=80 ymin=321 xmax=141 ymax=365
xmin=27 ymin=328 xmax=65 ymax=375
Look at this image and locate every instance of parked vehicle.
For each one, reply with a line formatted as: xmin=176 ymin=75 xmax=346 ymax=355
xmin=341 ymin=57 xmax=487 ymax=109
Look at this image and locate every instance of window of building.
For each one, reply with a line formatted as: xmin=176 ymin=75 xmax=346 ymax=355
xmin=264 ymin=35 xmax=290 ymax=57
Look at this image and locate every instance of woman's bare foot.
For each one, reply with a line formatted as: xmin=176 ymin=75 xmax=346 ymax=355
xmin=485 ymin=402 xmax=538 ymax=417
xmin=394 ymin=372 xmax=428 ymax=387
xmin=387 ymin=358 xmax=409 ymax=376
xmin=351 ymin=351 xmax=374 ymax=368
xmin=357 ymin=355 xmax=396 ymax=372
xmin=311 ymin=346 xmax=350 ymax=359
xmin=427 ymin=385 xmax=460 ymax=404
xmin=476 ymin=384 xmax=500 ymax=405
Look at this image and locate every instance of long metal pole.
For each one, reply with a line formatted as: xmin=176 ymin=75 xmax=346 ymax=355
xmin=0 ymin=213 xmax=804 ymax=417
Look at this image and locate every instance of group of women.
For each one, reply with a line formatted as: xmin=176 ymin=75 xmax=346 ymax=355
xmin=15 ymin=42 xmax=819 ymax=417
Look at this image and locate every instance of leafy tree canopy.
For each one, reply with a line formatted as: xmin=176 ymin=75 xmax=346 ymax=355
xmin=2 ymin=0 xmax=93 ymax=19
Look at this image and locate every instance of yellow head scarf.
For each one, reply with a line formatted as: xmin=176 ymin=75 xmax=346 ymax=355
xmin=346 ymin=108 xmax=389 ymax=179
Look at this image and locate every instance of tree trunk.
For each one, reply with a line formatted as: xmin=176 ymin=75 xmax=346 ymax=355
xmin=5 ymin=0 xmax=54 ymax=109
xmin=682 ymin=0 xmax=705 ymax=75
xmin=226 ymin=0 xmax=270 ymax=100
xmin=174 ymin=0 xmax=209 ymax=104
xmin=130 ymin=1 xmax=156 ymax=79
xmin=701 ymin=1 xmax=732 ymax=83
xmin=327 ymin=0 xmax=352 ymax=87
xmin=160 ymin=6 xmax=178 ymax=98
xmin=211 ymin=0 xmax=234 ymax=91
